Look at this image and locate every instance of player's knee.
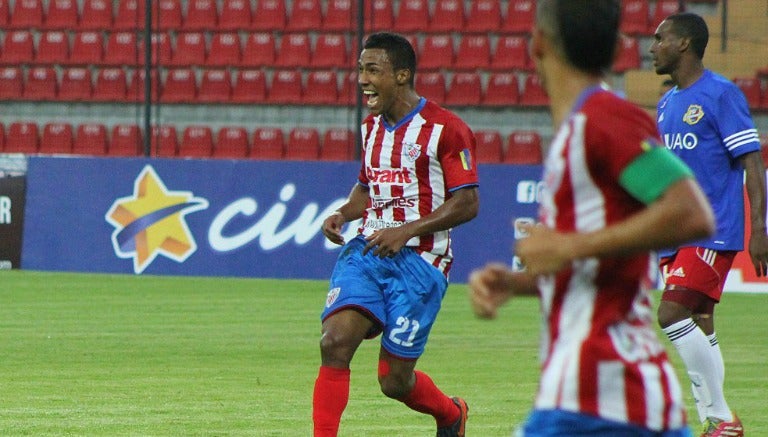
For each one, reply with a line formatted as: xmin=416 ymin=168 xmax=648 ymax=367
xmin=378 ymin=374 xmax=410 ymax=399
xmin=318 ymin=330 xmax=356 ymax=366
xmin=657 ymin=301 xmax=690 ymax=328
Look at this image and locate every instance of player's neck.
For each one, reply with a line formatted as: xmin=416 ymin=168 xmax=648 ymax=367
xmin=384 ymin=90 xmax=421 ymax=125
xmin=672 ymin=61 xmax=705 ymax=90
xmin=546 ymin=65 xmax=604 ymax=128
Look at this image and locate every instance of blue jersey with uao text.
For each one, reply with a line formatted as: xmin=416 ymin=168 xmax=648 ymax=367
xmin=657 ymin=70 xmax=760 ymax=254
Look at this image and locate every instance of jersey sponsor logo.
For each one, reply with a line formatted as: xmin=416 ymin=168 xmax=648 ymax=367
xmin=402 ymin=142 xmax=422 ymax=162
xmin=105 ymin=165 xmax=209 ymax=274
xmin=366 ymin=167 xmax=414 ymax=184
xmin=371 ymin=197 xmax=417 ymax=209
xmin=363 ymin=219 xmax=406 ymax=230
xmin=326 ymin=287 xmax=341 ymax=307
xmin=663 ymin=132 xmax=698 ymax=150
xmin=682 ymin=104 xmax=705 ymax=125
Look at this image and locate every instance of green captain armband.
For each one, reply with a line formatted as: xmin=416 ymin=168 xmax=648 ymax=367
xmin=619 ymin=145 xmax=693 ymax=204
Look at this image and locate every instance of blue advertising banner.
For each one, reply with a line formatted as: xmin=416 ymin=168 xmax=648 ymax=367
xmin=21 ymin=157 xmax=542 ymax=283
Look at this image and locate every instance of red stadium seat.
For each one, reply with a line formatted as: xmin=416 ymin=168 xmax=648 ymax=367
xmin=490 ymin=35 xmax=531 ymax=71
xmin=40 ymin=122 xmax=74 ymax=154
xmin=733 ymin=76 xmax=762 ymax=109
xmin=44 ymin=0 xmax=79 ymax=29
xmin=207 ymin=33 xmax=242 ymax=67
xmin=58 ymin=67 xmax=93 ymax=101
xmin=0 ymin=0 xmax=9 ymax=27
xmin=252 ymin=0 xmax=286 ymax=31
xmin=519 ymin=74 xmax=549 ymax=107
xmin=9 ymin=0 xmax=43 ymax=29
xmin=286 ymin=0 xmax=322 ymax=32
xmin=454 ymin=35 xmax=491 ymax=70
xmin=104 ymin=32 xmax=139 ymax=66
xmin=501 ymin=0 xmax=535 ymax=34
xmin=138 ymin=32 xmax=173 ymax=66
xmin=445 ymin=72 xmax=481 ymax=107
xmin=505 ymin=130 xmax=542 ymax=164
xmin=651 ymin=0 xmax=681 ymax=30
xmin=364 ymin=0 xmax=394 ymax=32
xmin=171 ymin=32 xmax=206 ymax=66
xmin=394 ymin=0 xmax=430 ymax=33
xmin=160 ymin=68 xmax=197 ymax=103
xmin=415 ymin=72 xmax=446 ymax=105
xmin=197 ymin=69 xmax=232 ymax=103
xmin=231 ymin=69 xmax=267 ymax=103
xmin=79 ymin=0 xmax=113 ymax=30
xmin=613 ymin=36 xmax=641 ymax=72
xmin=323 ymin=0 xmax=353 ymax=31
xmin=338 ymin=70 xmax=359 ymax=105
xmin=474 ymin=130 xmax=504 ymax=163
xmin=0 ymin=67 xmax=23 ymax=100
xmin=304 ymin=70 xmax=339 ymax=105
xmin=483 ymin=72 xmax=520 ymax=107
xmin=69 ymin=31 xmax=104 ymax=65
xmin=156 ymin=0 xmax=182 ymax=30
xmin=150 ymin=125 xmax=179 ymax=157
xmin=251 ymin=127 xmax=284 ymax=159
xmin=6 ymin=121 xmax=39 ymax=153
xmin=0 ymin=31 xmax=34 ymax=65
xmin=321 ymin=128 xmax=355 ymax=161
xmin=110 ymin=124 xmax=142 ymax=156
xmin=126 ymin=68 xmax=160 ymax=102
xmin=621 ymin=0 xmax=651 ymax=35
xmin=73 ymin=123 xmax=108 ymax=155
xmin=419 ymin=35 xmax=454 ymax=71
xmin=35 ymin=31 xmax=70 ymax=65
xmin=179 ymin=125 xmax=213 ymax=157
xmin=213 ymin=126 xmax=249 ymax=158
xmin=113 ymin=0 xmax=142 ymax=30
xmin=268 ymin=69 xmax=303 ymax=104
xmin=430 ymin=0 xmax=465 ymax=33
xmin=23 ymin=67 xmax=58 ymax=101
xmin=312 ymin=34 xmax=348 ymax=69
xmin=464 ymin=0 xmax=500 ymax=33
xmin=276 ymin=33 xmax=312 ymax=68
xmin=286 ymin=127 xmax=320 ymax=160
xmin=241 ymin=32 xmax=276 ymax=67
xmin=92 ymin=67 xmax=127 ymax=101
xmin=219 ymin=0 xmax=251 ymax=30
xmin=182 ymin=0 xmax=217 ymax=30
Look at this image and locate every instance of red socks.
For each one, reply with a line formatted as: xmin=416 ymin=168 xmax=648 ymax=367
xmin=399 ymin=370 xmax=460 ymax=427
xmin=312 ymin=366 xmax=350 ymax=437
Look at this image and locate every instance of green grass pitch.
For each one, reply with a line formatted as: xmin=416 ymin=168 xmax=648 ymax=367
xmin=0 ymin=271 xmax=765 ymax=436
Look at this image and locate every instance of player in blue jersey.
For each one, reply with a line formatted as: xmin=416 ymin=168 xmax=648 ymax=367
xmin=651 ymin=12 xmax=768 ymax=437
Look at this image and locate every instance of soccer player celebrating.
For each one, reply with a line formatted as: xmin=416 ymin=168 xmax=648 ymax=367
xmin=312 ymin=32 xmax=479 ymax=437
xmin=468 ymin=1 xmax=715 ymax=436
xmin=651 ymin=12 xmax=768 ymax=436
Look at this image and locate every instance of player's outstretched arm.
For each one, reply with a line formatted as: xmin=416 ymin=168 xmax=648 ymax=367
xmin=468 ymin=263 xmax=538 ymax=319
xmin=516 ymin=178 xmax=715 ymax=276
xmin=322 ymin=184 xmax=369 ymax=245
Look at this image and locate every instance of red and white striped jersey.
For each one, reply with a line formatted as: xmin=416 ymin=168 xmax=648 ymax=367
xmin=535 ymin=86 xmax=688 ymax=431
xmin=357 ymin=98 xmax=478 ymax=276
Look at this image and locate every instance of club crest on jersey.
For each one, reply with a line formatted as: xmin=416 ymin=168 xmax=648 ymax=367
xmin=682 ymin=104 xmax=705 ymax=125
xmin=403 ymin=142 xmax=422 ymax=162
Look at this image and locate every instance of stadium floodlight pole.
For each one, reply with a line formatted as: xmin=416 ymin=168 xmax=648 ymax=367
xmin=354 ymin=0 xmax=364 ymax=160
xmin=142 ymin=0 xmax=153 ymax=157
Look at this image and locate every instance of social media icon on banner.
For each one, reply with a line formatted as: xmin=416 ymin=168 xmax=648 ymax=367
xmin=513 ymin=217 xmax=535 ymax=239
xmin=516 ymin=181 xmax=541 ymax=203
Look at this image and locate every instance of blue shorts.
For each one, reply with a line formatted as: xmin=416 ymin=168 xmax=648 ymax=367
xmin=517 ymin=409 xmax=692 ymax=437
xmin=321 ymin=235 xmax=448 ymax=359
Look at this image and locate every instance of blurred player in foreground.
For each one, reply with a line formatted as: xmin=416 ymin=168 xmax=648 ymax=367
xmin=468 ymin=1 xmax=715 ymax=436
xmin=651 ymin=12 xmax=768 ymax=436
xmin=312 ymin=32 xmax=479 ymax=437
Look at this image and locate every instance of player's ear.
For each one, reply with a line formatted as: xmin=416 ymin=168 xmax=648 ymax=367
xmin=396 ymin=69 xmax=411 ymax=86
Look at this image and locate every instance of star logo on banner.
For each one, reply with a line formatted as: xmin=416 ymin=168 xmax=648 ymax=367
xmin=105 ymin=165 xmax=209 ymax=273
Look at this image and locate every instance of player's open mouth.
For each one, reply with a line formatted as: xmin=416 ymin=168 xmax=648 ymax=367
xmin=363 ymin=90 xmax=379 ymax=108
